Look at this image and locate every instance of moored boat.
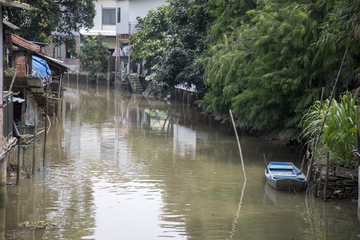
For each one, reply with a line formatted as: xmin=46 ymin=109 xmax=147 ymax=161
xmin=265 ymin=162 xmax=306 ymax=191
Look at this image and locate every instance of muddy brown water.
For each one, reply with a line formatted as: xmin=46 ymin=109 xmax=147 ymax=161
xmin=4 ymin=82 xmax=360 ymax=239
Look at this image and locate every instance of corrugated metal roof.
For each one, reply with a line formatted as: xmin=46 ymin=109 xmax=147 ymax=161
xmin=3 ymin=19 xmax=19 ymax=30
xmin=80 ymin=29 xmax=116 ymax=37
xmin=35 ymin=52 xmax=69 ymax=71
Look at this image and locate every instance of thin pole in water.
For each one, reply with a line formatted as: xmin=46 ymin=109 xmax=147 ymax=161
xmin=300 ymin=155 xmax=305 ymax=174
xmin=43 ymin=94 xmax=48 ymax=167
xmin=32 ymin=105 xmax=37 ymax=175
xmin=229 ymin=110 xmax=246 ymax=181
xmin=16 ymin=100 xmax=25 ymax=185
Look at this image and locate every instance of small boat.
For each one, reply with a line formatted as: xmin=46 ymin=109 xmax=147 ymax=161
xmin=265 ymin=162 xmax=306 ymax=191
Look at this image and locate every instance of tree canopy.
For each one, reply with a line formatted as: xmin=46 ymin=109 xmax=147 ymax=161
xmin=133 ymin=0 xmax=360 ymax=137
xmin=78 ymin=34 xmax=110 ymax=77
xmin=131 ymin=0 xmax=212 ymax=92
xmin=5 ymin=0 xmax=95 ymax=49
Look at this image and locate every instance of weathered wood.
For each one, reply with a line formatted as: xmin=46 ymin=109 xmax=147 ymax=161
xmin=16 ymin=100 xmax=25 ymax=185
xmin=32 ymin=105 xmax=38 ymax=175
xmin=229 ymin=110 xmax=246 ymax=181
xmin=300 ymin=155 xmax=305 ymax=173
xmin=9 ymin=69 xmax=18 ymax=92
xmin=43 ymin=94 xmax=48 ymax=166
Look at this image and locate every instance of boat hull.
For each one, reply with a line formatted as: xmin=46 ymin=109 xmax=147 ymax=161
xmin=265 ymin=162 xmax=306 ymax=191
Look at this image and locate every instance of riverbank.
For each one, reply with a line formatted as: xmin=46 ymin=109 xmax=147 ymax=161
xmin=310 ymin=163 xmax=358 ymax=201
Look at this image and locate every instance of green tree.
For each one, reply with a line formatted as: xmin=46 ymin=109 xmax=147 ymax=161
xmin=153 ymin=0 xmax=213 ymax=92
xmin=201 ymin=0 xmax=349 ymax=137
xmin=205 ymin=0 xmax=257 ymax=42
xmin=317 ymin=0 xmax=360 ymax=89
xmin=318 ymin=0 xmax=360 ymax=47
xmin=78 ymin=35 xmax=110 ymax=78
xmin=5 ymin=0 xmax=95 ymax=52
xmin=131 ymin=5 xmax=170 ymax=70
xmin=131 ymin=0 xmax=212 ymax=92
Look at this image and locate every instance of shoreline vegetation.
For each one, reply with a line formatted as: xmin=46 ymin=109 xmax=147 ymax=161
xmin=130 ymin=0 xmax=360 ymax=177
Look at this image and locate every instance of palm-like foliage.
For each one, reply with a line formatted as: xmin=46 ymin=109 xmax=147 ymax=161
xmin=301 ymin=92 xmax=359 ymax=168
xmin=322 ymin=93 xmax=358 ymax=163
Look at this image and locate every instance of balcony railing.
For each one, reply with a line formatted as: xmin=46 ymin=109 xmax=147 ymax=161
xmin=3 ymin=91 xmax=13 ymax=141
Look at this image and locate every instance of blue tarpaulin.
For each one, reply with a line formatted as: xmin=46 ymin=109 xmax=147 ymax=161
xmin=32 ymin=56 xmax=51 ymax=84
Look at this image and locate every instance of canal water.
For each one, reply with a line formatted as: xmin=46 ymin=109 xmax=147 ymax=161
xmin=4 ymin=82 xmax=360 ymax=239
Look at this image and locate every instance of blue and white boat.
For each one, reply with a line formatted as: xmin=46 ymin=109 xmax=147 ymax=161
xmin=265 ymin=162 xmax=306 ymax=191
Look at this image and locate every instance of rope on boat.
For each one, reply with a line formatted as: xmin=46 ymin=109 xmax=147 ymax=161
xmin=288 ymin=180 xmax=299 ymax=196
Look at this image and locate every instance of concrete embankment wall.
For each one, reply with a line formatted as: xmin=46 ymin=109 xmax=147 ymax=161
xmin=311 ymin=164 xmax=358 ymax=201
xmin=66 ymin=72 xmax=115 ymax=86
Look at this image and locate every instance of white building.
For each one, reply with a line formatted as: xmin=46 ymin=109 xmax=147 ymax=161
xmin=80 ymin=0 xmax=117 ymax=55
xmin=116 ymin=0 xmax=166 ymax=35
xmin=115 ymin=0 xmax=166 ymax=78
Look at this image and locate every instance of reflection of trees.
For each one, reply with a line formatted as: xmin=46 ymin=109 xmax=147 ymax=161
xmin=30 ymin=82 xmax=358 ymax=240
xmin=115 ymin=96 xmax=247 ymax=238
xmin=112 ymin=94 xmax=360 ymax=239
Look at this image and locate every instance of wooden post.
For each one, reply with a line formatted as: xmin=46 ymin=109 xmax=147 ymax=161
xmin=263 ymin=153 xmax=268 ymax=173
xmin=128 ymin=42 xmax=131 ymax=74
xmin=16 ymin=101 xmax=25 ymax=185
xmin=300 ymin=155 xmax=305 ymax=173
xmin=43 ymin=95 xmax=48 ymax=166
xmin=32 ymin=105 xmax=38 ymax=175
xmin=323 ymin=151 xmax=329 ymax=201
xmin=229 ymin=110 xmax=246 ymax=181
xmin=8 ymin=69 xmax=17 ymax=92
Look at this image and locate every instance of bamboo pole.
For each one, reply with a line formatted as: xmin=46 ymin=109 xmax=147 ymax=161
xmin=32 ymin=105 xmax=38 ymax=175
xmin=263 ymin=153 xmax=268 ymax=172
xmin=43 ymin=95 xmax=48 ymax=166
xmin=306 ymin=46 xmax=348 ymax=187
xmin=229 ymin=110 xmax=246 ymax=181
xmin=300 ymin=155 xmax=305 ymax=173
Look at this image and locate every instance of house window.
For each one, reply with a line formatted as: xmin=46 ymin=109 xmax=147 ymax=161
xmin=117 ymin=8 xmax=121 ymax=23
xmin=66 ymin=47 xmax=74 ymax=59
xmin=57 ymin=44 xmax=62 ymax=58
xmin=103 ymin=8 xmax=116 ymax=25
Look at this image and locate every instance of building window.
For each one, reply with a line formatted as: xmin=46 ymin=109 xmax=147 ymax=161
xmin=66 ymin=47 xmax=74 ymax=59
xmin=103 ymin=8 xmax=116 ymax=25
xmin=117 ymin=8 xmax=121 ymax=23
xmin=57 ymin=44 xmax=62 ymax=58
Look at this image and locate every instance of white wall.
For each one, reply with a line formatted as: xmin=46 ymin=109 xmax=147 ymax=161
xmin=93 ymin=0 xmax=116 ymax=32
xmin=116 ymin=0 xmax=130 ymax=35
xmin=116 ymin=0 xmax=166 ymax=35
xmin=129 ymin=0 xmax=165 ymax=21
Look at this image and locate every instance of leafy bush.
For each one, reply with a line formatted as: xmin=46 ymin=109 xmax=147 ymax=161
xmin=77 ymin=34 xmax=109 ymax=77
xmin=301 ymin=92 xmax=359 ymax=168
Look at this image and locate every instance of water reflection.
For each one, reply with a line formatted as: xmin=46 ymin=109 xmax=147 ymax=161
xmin=3 ymin=82 xmax=360 ymax=240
